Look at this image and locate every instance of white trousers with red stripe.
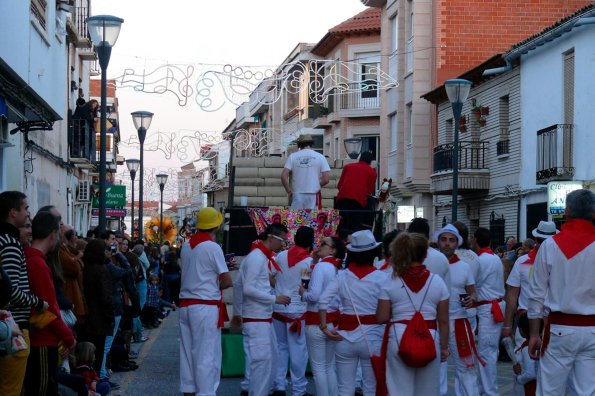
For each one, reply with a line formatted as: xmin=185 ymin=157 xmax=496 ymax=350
xmin=477 ymin=302 xmax=505 ymax=396
xmin=537 ymin=324 xmax=595 ymax=396
xmin=335 ymin=337 xmax=380 ymax=396
xmin=242 ymin=321 xmax=277 ymax=396
xmin=446 ymin=319 xmax=479 ymax=396
xmin=179 ymin=305 xmax=221 ymax=396
xmin=272 ymin=317 xmax=308 ymax=396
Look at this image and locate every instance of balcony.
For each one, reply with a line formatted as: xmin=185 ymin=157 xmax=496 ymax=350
xmin=337 ymin=82 xmax=380 ymax=117
xmin=66 ymin=6 xmax=92 ymax=49
xmin=68 ymin=119 xmax=96 ymax=168
xmin=430 ymin=140 xmax=490 ymax=195
xmin=236 ymin=102 xmax=256 ymax=128
xmin=536 ymin=124 xmax=574 ymax=184
xmin=310 ymin=103 xmax=332 ymax=128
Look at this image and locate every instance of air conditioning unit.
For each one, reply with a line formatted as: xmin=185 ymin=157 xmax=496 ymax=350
xmin=77 ymin=180 xmax=91 ymax=202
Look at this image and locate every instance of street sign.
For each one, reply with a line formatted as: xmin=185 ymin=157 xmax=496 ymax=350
xmin=91 ymin=184 xmax=126 ymax=208
xmin=92 ymin=208 xmax=127 ymax=217
xmin=547 ymin=181 xmax=583 ymax=215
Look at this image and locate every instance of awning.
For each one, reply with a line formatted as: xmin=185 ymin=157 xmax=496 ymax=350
xmin=0 ymin=57 xmax=61 ymax=128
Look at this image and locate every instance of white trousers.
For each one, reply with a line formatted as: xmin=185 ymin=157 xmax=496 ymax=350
xmin=290 ymin=193 xmax=317 ymax=210
xmin=448 ymin=319 xmax=479 ymax=396
xmin=386 ymin=325 xmax=441 ymax=396
xmin=335 ymin=337 xmax=380 ymax=396
xmin=537 ymin=324 xmax=595 ymax=396
xmin=273 ymin=318 xmax=309 ymax=396
xmin=243 ymin=321 xmax=277 ymax=396
xmin=179 ymin=305 xmax=221 ymax=396
xmin=305 ymin=324 xmax=338 ymax=396
xmin=477 ymin=303 xmax=505 ymax=396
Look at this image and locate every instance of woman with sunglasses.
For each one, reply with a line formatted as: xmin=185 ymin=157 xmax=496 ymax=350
xmin=299 ymin=235 xmax=345 ymax=396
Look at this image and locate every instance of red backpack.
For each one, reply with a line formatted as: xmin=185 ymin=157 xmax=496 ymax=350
xmin=397 ymin=276 xmax=437 ymax=368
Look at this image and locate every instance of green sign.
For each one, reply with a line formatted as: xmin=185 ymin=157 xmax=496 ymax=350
xmin=92 ymin=184 xmax=126 ymax=208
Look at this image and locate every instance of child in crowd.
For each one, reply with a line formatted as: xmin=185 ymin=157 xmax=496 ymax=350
xmin=512 ymin=313 xmax=539 ymax=396
xmin=141 ymin=275 xmax=175 ymax=328
xmin=73 ymin=342 xmax=111 ymax=396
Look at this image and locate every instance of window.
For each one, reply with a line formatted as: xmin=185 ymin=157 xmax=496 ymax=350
xmin=357 ymin=52 xmax=380 ymax=99
xmin=497 ymin=95 xmax=510 ymax=155
xmin=406 ymin=103 xmax=413 ymax=145
xmin=445 ymin=118 xmax=453 ymax=144
xmin=31 ymin=0 xmax=48 ymax=30
xmin=389 ymin=15 xmax=399 ymax=78
xmin=390 ymin=114 xmax=398 ymax=151
xmin=563 ymin=49 xmax=574 ymax=125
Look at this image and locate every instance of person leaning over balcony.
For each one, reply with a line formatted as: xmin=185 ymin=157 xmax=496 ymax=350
xmin=335 ymin=151 xmax=377 ymax=233
xmin=281 ymin=134 xmax=330 ymax=210
xmin=527 ymin=189 xmax=595 ymax=395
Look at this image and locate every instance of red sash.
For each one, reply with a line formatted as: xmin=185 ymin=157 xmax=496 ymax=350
xmin=522 ymin=248 xmax=538 ymax=265
xmin=448 ymin=254 xmax=460 ymax=264
xmin=337 ymin=313 xmax=377 ymax=331
xmin=474 ymin=298 xmax=504 ymax=322
xmin=316 ymin=191 xmax=322 ymax=210
xmin=179 ymin=298 xmax=229 ymax=328
xmin=378 ymin=256 xmax=390 ymax=271
xmin=348 ymin=265 xmax=376 ymax=279
xmin=395 ymin=319 xmax=437 ymax=329
xmin=304 ymin=310 xmax=339 ymax=326
xmin=541 ymin=312 xmax=595 ymax=356
xmin=320 ymin=256 xmax=343 ymax=269
xmin=242 ymin=317 xmax=273 ymax=323
xmin=454 ymin=318 xmax=486 ymax=367
xmin=251 ymin=240 xmax=282 ymax=273
xmin=401 ymin=265 xmax=430 ymax=293
xmin=273 ymin=312 xmax=305 ymax=335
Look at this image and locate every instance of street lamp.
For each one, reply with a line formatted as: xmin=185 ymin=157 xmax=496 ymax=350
xmin=156 ymin=173 xmax=168 ymax=244
xmin=444 ymin=78 xmax=472 ymax=222
xmin=344 ymin=137 xmax=363 ymax=160
xmin=131 ymin=110 xmax=154 ymax=240
xmin=87 ymin=15 xmax=123 ymax=233
xmin=126 ymin=159 xmax=140 ymax=239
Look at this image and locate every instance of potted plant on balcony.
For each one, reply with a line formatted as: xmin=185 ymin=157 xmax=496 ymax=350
xmin=471 ymin=105 xmax=489 ymax=126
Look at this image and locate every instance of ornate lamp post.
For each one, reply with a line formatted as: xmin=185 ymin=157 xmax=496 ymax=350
xmin=131 ymin=111 xmax=154 ymax=240
xmin=87 ymin=15 xmax=123 ymax=232
xmin=444 ymin=78 xmax=472 ymax=222
xmin=344 ymin=137 xmax=363 ymax=160
xmin=125 ymin=159 xmax=140 ymax=239
xmin=156 ymin=173 xmax=168 ymax=244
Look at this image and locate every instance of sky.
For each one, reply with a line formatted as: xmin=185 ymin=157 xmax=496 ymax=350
xmin=93 ymin=0 xmax=368 ymax=201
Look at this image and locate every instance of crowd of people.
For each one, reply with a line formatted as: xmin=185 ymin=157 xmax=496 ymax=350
xmin=178 ymin=188 xmax=593 ymax=396
xmin=0 ymin=191 xmax=177 ymax=396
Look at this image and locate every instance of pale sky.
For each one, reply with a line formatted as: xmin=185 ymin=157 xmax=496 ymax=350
xmin=93 ymin=0 xmax=367 ymax=200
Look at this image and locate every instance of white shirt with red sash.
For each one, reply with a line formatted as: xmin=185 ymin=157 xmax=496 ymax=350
xmin=448 ymin=257 xmax=475 ymax=320
xmin=506 ymin=251 xmax=535 ymax=311
xmin=180 ymin=237 xmax=228 ymax=301
xmin=273 ymin=248 xmax=310 ymax=315
xmin=240 ymin=247 xmax=276 ymax=319
xmin=302 ymin=257 xmax=341 ymax=314
xmin=476 ymin=248 xmax=505 ymax=303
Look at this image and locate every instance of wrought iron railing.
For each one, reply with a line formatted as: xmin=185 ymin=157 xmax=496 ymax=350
xmin=74 ymin=6 xmax=90 ymax=40
xmin=433 ymin=140 xmax=488 ymax=173
xmin=536 ymin=124 xmax=574 ymax=184
xmin=69 ymin=119 xmax=96 ymax=163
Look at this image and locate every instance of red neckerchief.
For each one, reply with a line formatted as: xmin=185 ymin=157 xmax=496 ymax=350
xmin=522 ymin=248 xmax=538 ymax=265
xmin=321 ymin=256 xmax=343 ymax=269
xmin=251 ymin=240 xmax=282 ymax=273
xmin=348 ymin=264 xmax=376 ymax=279
xmin=448 ymin=254 xmax=460 ymax=264
xmin=287 ymin=246 xmax=311 ymax=268
xmin=189 ymin=231 xmax=213 ymax=249
xmin=477 ymin=247 xmax=494 ymax=256
xmin=401 ymin=265 xmax=430 ymax=293
xmin=378 ymin=256 xmax=390 ymax=271
xmin=552 ymin=219 xmax=595 ymax=259
xmin=515 ymin=339 xmax=529 ymax=354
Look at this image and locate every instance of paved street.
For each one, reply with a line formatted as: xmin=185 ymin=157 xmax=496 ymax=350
xmin=112 ymin=310 xmax=517 ymax=395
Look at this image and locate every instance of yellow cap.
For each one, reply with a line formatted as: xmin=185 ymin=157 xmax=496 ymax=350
xmin=196 ymin=207 xmax=224 ymax=230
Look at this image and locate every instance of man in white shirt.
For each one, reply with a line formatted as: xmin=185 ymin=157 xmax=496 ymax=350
xmin=502 ymin=221 xmax=557 ymax=346
xmin=527 ymin=189 xmax=595 ymax=395
xmin=271 ymin=226 xmax=313 ymax=396
xmin=281 ymin=134 xmax=330 ymax=210
xmin=435 ymin=224 xmax=479 ymax=396
xmin=178 ymin=207 xmax=233 ymax=396
xmin=453 ymin=221 xmax=480 ymax=333
xmin=472 ymin=227 xmax=505 ymax=396
xmin=408 ymin=218 xmax=451 ymax=288
xmin=241 ymin=223 xmax=291 ymax=396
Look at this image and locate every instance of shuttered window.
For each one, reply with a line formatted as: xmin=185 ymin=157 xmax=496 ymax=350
xmin=562 ymin=50 xmax=574 ymax=168
xmin=31 ymin=0 xmax=48 ymax=30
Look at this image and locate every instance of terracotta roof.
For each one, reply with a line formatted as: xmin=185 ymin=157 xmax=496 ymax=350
xmin=312 ymin=8 xmax=381 ymax=56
